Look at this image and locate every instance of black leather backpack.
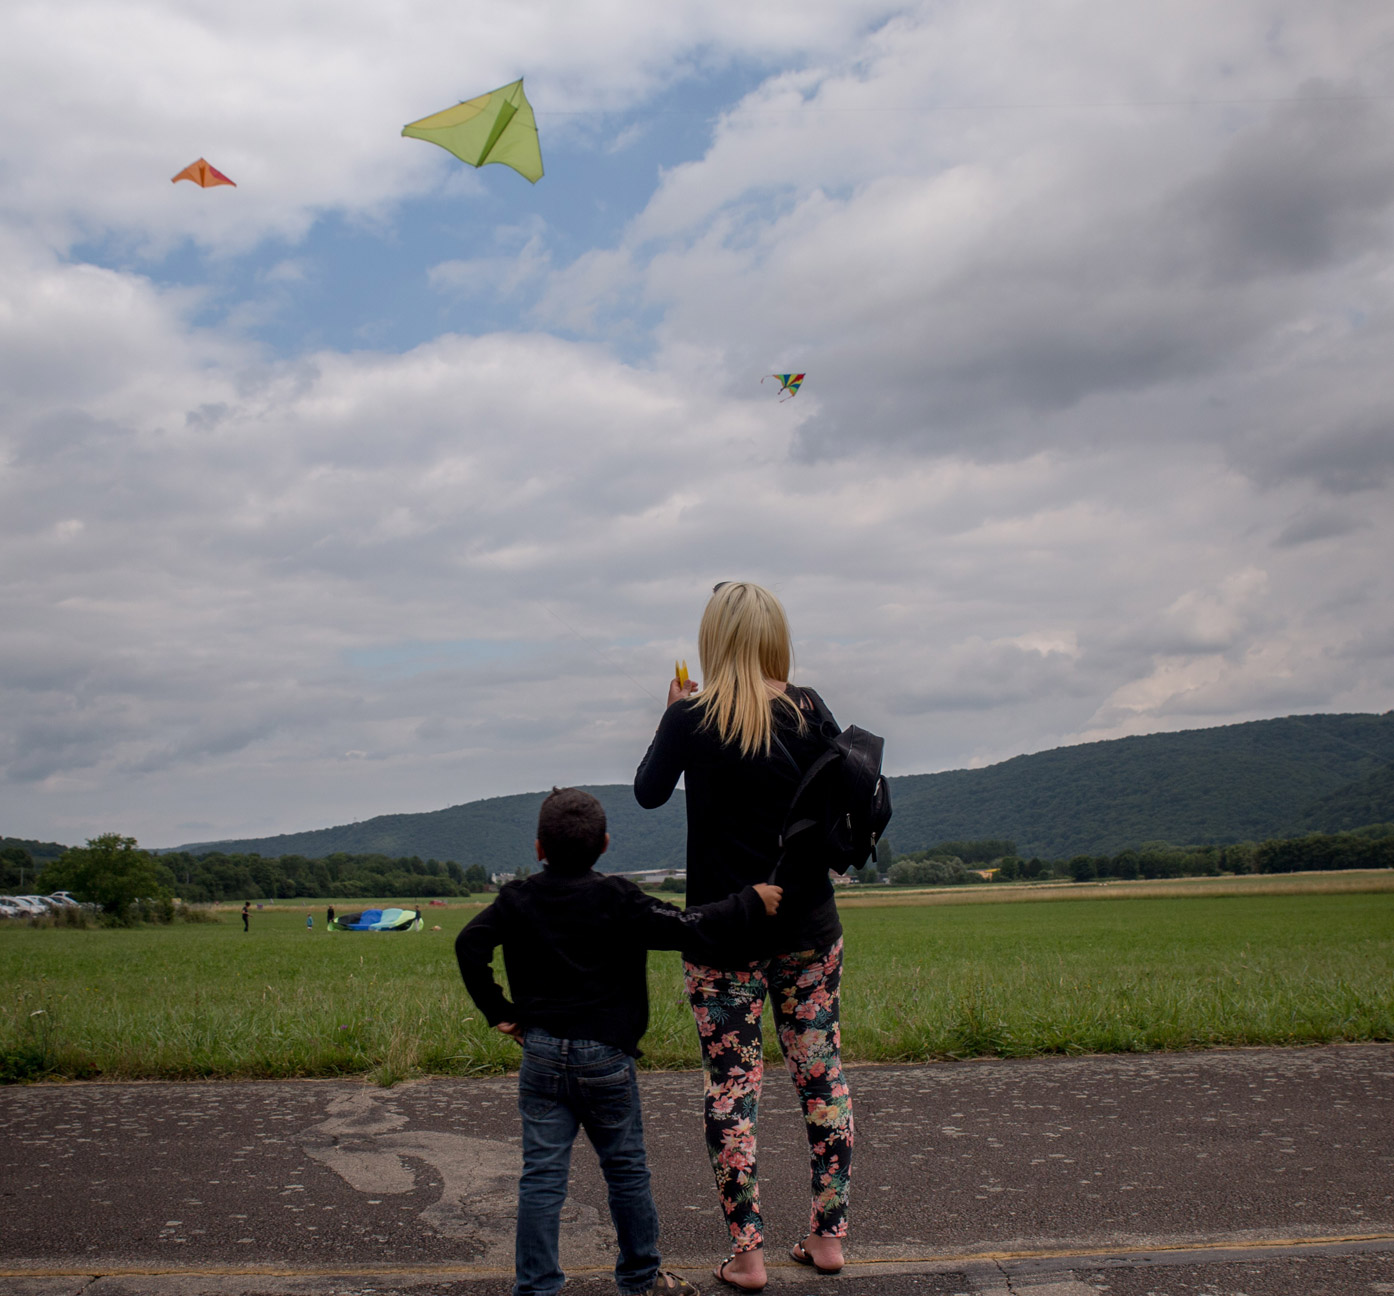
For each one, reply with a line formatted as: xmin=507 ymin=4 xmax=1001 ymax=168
xmin=772 ymin=688 xmax=893 ymax=878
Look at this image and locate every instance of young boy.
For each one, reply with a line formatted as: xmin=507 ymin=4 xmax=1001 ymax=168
xmin=455 ymin=787 xmax=781 ymax=1296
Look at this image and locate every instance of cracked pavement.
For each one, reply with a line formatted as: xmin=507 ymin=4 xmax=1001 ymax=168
xmin=2 ymin=1044 xmax=1392 ymax=1295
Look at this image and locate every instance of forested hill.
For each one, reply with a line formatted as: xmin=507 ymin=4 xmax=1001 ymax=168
xmin=1291 ymin=762 xmax=1394 ymax=835
xmin=168 ymin=711 xmax=1394 ymax=866
xmin=885 ymin=711 xmax=1394 ymax=857
xmin=172 ymin=786 xmax=690 ymax=875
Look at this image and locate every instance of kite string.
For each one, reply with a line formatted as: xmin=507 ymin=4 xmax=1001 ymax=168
xmin=534 ymin=93 xmax=1394 ymax=119
xmin=541 ymin=604 xmax=661 ymax=703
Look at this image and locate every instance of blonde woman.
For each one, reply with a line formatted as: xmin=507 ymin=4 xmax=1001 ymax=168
xmin=634 ymin=582 xmax=853 ymax=1293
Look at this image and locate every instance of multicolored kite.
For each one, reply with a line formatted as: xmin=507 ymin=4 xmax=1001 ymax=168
xmin=328 ymin=907 xmax=423 ymax=932
xmin=763 ymin=373 xmax=805 ymax=401
xmin=171 ymin=158 xmax=236 ymax=188
xmin=402 ymin=78 xmax=543 ymax=183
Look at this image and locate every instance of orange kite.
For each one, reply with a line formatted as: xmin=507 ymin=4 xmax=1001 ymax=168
xmin=171 ymin=158 xmax=236 ymax=188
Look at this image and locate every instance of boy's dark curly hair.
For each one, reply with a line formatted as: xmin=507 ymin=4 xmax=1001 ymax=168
xmin=536 ymin=787 xmax=607 ymax=875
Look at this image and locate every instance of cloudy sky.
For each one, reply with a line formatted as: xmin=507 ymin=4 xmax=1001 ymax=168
xmin=4 ymin=0 xmax=1393 ymax=848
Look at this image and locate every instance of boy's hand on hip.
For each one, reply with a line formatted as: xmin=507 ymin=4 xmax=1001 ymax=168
xmin=753 ymin=884 xmax=783 ymax=916
xmin=496 ymin=1021 xmax=525 ymax=1043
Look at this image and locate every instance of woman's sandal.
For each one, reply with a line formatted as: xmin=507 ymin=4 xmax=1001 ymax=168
xmin=713 ymin=1255 xmax=767 ymax=1293
xmin=790 ymin=1238 xmax=844 ymax=1275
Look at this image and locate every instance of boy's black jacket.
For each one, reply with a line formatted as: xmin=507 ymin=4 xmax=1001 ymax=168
xmin=454 ymin=869 xmax=765 ymax=1057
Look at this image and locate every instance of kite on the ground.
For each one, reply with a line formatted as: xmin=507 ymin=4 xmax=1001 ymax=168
xmin=402 ymin=78 xmax=543 ymax=183
xmin=171 ymin=158 xmax=236 ymax=188
xmin=329 ymin=907 xmax=423 ymax=932
xmin=763 ymin=373 xmax=805 ymax=401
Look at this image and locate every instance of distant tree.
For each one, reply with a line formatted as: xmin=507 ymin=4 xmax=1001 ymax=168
xmin=462 ymin=863 xmax=488 ymax=890
xmin=1190 ymin=845 xmax=1222 ymax=877
xmin=994 ymin=857 xmax=1021 ymax=882
xmin=1 ymin=845 xmax=34 ymax=890
xmin=1138 ymin=844 xmax=1186 ymax=879
xmin=43 ymin=834 xmax=174 ymax=921
xmin=873 ymin=837 xmax=897 ymax=875
xmin=658 ymin=876 xmax=685 ymax=893
xmin=888 ymin=858 xmax=927 ymax=886
xmin=1068 ymin=855 xmax=1096 ymax=882
xmin=1111 ymin=850 xmax=1140 ymax=880
xmin=1220 ymin=842 xmax=1257 ymax=875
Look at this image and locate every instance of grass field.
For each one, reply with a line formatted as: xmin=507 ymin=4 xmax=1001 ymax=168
xmin=839 ymin=868 xmax=1394 ymax=905
xmin=2 ymin=874 xmax=1391 ymax=1083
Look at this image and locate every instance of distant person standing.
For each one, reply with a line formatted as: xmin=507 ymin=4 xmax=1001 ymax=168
xmin=241 ymin=901 xmax=250 ymax=933
xmin=306 ymin=913 xmax=314 ymax=929
xmin=327 ymin=904 xmax=335 ymax=927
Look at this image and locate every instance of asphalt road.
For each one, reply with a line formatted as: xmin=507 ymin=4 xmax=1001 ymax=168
xmin=1 ymin=1044 xmax=1391 ymax=1296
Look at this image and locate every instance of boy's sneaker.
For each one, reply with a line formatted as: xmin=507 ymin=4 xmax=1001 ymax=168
xmin=647 ymin=1272 xmax=699 ymax=1296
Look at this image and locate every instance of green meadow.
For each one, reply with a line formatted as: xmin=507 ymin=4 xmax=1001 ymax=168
xmin=3 ymin=877 xmax=1391 ymax=1083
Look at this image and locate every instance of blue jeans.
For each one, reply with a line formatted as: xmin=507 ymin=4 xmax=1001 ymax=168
xmin=515 ymin=1029 xmax=661 ymax=1296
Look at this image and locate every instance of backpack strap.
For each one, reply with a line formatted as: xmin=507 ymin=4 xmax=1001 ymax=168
xmin=768 ymin=686 xmax=843 ymax=884
xmin=770 ymin=732 xmax=802 ymax=781
xmin=795 ymin=686 xmax=839 ymax=735
xmin=769 ymin=748 xmax=841 ymax=883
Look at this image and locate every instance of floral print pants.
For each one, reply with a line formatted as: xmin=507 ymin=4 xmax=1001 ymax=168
xmin=683 ymin=938 xmax=853 ymax=1254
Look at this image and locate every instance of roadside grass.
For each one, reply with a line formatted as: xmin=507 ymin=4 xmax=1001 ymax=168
xmin=836 ymin=891 xmax=1393 ymax=1061
xmin=2 ymin=881 xmax=1390 ymax=1082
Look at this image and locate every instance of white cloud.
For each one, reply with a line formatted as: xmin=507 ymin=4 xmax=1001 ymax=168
xmin=4 ymin=0 xmax=1394 ymax=845
xmin=0 ymin=0 xmax=900 ymax=253
xmin=429 ymin=218 xmax=552 ymax=300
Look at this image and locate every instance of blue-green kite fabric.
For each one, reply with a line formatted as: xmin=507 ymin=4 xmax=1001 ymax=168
xmin=402 ymin=79 xmax=543 ymax=183
xmin=329 ymin=908 xmax=423 ymax=932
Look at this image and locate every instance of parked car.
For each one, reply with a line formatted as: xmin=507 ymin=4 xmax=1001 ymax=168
xmin=15 ymin=895 xmax=56 ymax=914
xmin=0 ymin=900 xmax=24 ymax=918
xmin=1 ymin=897 xmax=42 ymax=916
xmin=46 ymin=892 xmax=79 ymax=907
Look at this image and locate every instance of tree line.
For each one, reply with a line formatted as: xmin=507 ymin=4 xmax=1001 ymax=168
xmin=10 ymin=822 xmax=1393 ymax=921
xmin=1051 ymin=824 xmax=1394 ymax=881
xmin=870 ymin=824 xmax=1394 ymax=887
xmin=157 ymin=848 xmax=491 ymax=901
xmin=9 ymin=836 xmax=494 ymax=917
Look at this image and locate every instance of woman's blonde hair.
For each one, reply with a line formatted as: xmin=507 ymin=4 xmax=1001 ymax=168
xmin=693 ymin=581 xmax=802 ymax=757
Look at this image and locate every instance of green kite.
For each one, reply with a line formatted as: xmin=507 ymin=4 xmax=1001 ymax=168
xmin=402 ymin=78 xmax=543 ymax=184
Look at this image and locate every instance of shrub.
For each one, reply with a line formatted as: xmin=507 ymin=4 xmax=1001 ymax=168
xmin=888 ymin=856 xmax=985 ymax=886
xmin=174 ymin=904 xmax=221 ymax=924
xmin=22 ymin=906 xmax=93 ymax=929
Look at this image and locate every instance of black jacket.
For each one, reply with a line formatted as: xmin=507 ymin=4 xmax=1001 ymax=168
xmin=633 ymin=686 xmax=841 ymax=964
xmin=454 ymin=867 xmax=765 ymax=1057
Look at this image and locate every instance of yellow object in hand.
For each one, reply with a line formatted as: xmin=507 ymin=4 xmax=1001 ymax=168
xmin=675 ymin=659 xmax=689 ymax=687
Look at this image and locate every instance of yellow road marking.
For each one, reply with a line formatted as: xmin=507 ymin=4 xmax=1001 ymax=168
xmin=6 ymin=1232 xmax=1394 ymax=1280
xmin=848 ymin=1230 xmax=1394 ymax=1265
